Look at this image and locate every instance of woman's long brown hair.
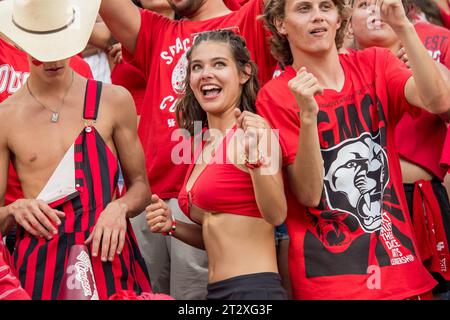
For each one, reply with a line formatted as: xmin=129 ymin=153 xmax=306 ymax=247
xmin=175 ymin=29 xmax=260 ymax=135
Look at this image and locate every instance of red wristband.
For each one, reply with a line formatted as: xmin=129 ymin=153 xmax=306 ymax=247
xmin=245 ymin=159 xmax=263 ymax=169
xmin=244 ymin=155 xmax=266 ymax=170
xmin=162 ymin=220 xmax=177 ymax=236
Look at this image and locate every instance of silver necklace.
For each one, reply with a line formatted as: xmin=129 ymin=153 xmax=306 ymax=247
xmin=26 ymin=70 xmax=75 ymax=123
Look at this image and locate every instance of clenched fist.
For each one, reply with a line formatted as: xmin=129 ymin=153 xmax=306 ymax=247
xmin=288 ymin=67 xmax=323 ymax=117
xmin=145 ymin=194 xmax=173 ymax=234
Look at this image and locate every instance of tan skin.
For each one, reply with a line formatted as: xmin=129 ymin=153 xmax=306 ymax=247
xmin=140 ymin=0 xmax=175 ymax=18
xmin=350 ymin=0 xmax=450 ymax=183
xmin=146 ymin=41 xmax=286 ymax=283
xmin=434 ymin=0 xmax=450 ymax=13
xmin=0 ymin=57 xmax=151 ymax=262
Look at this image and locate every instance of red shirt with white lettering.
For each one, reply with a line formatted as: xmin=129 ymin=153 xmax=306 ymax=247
xmin=123 ymin=0 xmax=276 ymax=198
xmin=0 ymin=38 xmax=93 ymax=103
xmin=415 ymin=21 xmax=450 ymax=68
xmin=223 ymin=0 xmax=250 ymax=9
xmin=0 ymin=38 xmax=30 ymax=103
xmin=0 ymin=37 xmax=93 ymax=205
xmin=256 ymin=47 xmax=436 ymax=299
xmin=393 ymin=22 xmax=450 ymax=180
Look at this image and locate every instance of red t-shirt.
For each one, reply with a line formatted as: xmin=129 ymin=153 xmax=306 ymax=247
xmin=0 ymin=37 xmax=93 ymax=205
xmin=0 ymin=235 xmax=30 ymax=300
xmin=0 ymin=38 xmax=30 ymax=103
xmin=393 ymin=22 xmax=450 ymax=180
xmin=111 ymin=61 xmax=146 ymax=115
xmin=223 ymin=0 xmax=250 ymax=9
xmin=415 ymin=21 xmax=450 ymax=68
xmin=256 ymin=47 xmax=436 ymax=299
xmin=123 ymin=0 xmax=276 ymax=198
xmin=223 ymin=0 xmax=241 ymax=10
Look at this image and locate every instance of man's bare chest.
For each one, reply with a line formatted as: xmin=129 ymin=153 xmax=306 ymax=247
xmin=10 ymin=115 xmax=113 ymax=171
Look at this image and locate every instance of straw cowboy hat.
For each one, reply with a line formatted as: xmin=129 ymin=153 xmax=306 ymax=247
xmin=0 ymin=0 xmax=101 ymax=62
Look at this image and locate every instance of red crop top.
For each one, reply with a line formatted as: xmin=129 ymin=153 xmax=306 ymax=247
xmin=178 ymin=126 xmax=263 ymax=220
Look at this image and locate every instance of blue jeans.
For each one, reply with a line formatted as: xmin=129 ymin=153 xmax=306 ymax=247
xmin=275 ymin=222 xmax=289 ymax=246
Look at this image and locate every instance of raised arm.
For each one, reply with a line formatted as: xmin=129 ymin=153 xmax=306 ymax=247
xmin=88 ymin=21 xmax=113 ymax=51
xmin=285 ymin=67 xmax=324 ymax=208
xmin=99 ymin=0 xmax=141 ymax=54
xmin=376 ymin=0 xmax=450 ymax=114
xmin=235 ymin=109 xmax=287 ymax=226
xmin=396 ymin=47 xmax=450 ymax=121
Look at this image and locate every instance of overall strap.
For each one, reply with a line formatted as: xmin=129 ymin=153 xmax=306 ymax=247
xmin=83 ymin=80 xmax=103 ymax=120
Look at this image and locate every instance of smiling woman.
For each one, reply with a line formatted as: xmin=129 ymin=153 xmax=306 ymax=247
xmin=176 ymin=30 xmax=259 ymax=134
xmin=146 ymin=29 xmax=288 ymax=300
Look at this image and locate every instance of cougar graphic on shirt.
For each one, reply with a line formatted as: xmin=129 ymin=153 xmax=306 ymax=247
xmin=322 ymin=132 xmax=389 ymax=233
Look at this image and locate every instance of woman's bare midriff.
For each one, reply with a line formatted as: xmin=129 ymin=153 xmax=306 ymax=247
xmin=191 ymin=210 xmax=278 ymax=284
xmin=400 ymin=158 xmax=434 ymax=184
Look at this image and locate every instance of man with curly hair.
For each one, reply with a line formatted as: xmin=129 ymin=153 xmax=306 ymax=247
xmin=257 ymin=0 xmax=450 ymax=299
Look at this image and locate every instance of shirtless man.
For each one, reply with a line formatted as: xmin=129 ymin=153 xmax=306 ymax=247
xmin=0 ymin=0 xmax=151 ymax=299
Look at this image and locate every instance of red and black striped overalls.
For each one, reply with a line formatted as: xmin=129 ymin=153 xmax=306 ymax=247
xmin=13 ymin=80 xmax=151 ymax=299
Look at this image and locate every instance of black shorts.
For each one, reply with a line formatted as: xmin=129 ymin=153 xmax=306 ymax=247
xmin=206 ymin=272 xmax=288 ymax=300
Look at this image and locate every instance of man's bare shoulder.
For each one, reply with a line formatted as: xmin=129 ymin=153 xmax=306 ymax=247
xmin=0 ymin=97 xmax=21 ymax=121
xmin=101 ymin=82 xmax=134 ymax=102
xmin=0 ymin=99 xmax=18 ymax=139
xmin=100 ymin=83 xmax=136 ymax=115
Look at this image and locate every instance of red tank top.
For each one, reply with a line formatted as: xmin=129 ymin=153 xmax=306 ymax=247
xmin=178 ymin=126 xmax=262 ymax=220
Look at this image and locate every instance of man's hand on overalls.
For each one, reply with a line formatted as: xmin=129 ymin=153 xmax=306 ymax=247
xmin=8 ymin=199 xmax=65 ymax=240
xmin=85 ymin=202 xmax=128 ymax=262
